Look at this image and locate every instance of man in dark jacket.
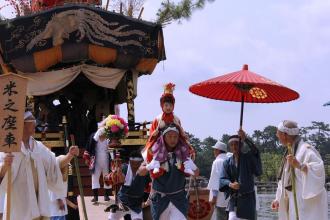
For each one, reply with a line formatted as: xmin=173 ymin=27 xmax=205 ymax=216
xmin=108 ymin=151 xmax=151 ymax=220
xmin=148 ymin=123 xmax=199 ymax=220
xmin=219 ymin=130 xmax=262 ymax=220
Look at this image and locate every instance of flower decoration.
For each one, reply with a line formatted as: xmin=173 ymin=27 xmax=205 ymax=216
xmin=104 ymin=115 xmax=129 ymax=140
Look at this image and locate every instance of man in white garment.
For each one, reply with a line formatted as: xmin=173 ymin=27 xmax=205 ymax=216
xmin=271 ymin=120 xmax=328 ymax=220
xmin=0 ymin=111 xmax=79 ymax=220
xmin=208 ymin=140 xmax=230 ymax=220
xmin=49 ymin=155 xmax=69 ymax=220
xmin=84 ymin=125 xmax=111 ymax=202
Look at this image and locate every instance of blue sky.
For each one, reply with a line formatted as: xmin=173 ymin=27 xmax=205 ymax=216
xmin=133 ymin=0 xmax=330 ymax=139
xmin=2 ymin=0 xmax=330 ymax=139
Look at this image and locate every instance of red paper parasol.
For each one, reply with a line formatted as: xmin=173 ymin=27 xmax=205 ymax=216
xmin=189 ymin=64 xmax=299 ymax=128
xmin=189 ymin=64 xmax=300 ymax=210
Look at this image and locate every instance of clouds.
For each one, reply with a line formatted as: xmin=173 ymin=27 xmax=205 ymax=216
xmin=2 ymin=1 xmax=330 ymax=139
xmin=130 ymin=0 xmax=330 ymax=138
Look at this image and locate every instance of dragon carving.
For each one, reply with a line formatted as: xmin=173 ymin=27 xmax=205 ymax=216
xmin=26 ymin=9 xmax=146 ymax=51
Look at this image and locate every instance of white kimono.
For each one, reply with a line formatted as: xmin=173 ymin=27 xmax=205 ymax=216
xmin=275 ymin=139 xmax=328 ymax=220
xmin=0 ymin=137 xmax=65 ymax=220
xmin=207 ymin=153 xmax=230 ymax=208
xmin=92 ymin=139 xmax=111 ymax=189
xmin=49 ymin=180 xmax=68 ymax=217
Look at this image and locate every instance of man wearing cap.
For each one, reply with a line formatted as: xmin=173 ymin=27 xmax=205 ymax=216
xmin=108 ymin=150 xmax=151 ymax=220
xmin=271 ymin=120 xmax=327 ymax=220
xmin=0 ymin=111 xmax=79 ymax=220
xmin=219 ymin=130 xmax=262 ymax=220
xmin=207 ymin=140 xmax=230 ymax=220
xmin=84 ymin=122 xmax=112 ymax=202
xmin=148 ymin=123 xmax=199 ymax=220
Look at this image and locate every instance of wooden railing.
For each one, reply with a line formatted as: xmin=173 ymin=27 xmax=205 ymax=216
xmin=34 ymin=124 xmax=66 ymax=149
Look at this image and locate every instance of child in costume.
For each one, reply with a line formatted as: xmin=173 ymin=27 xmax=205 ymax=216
xmin=145 ymin=83 xmax=195 ymax=176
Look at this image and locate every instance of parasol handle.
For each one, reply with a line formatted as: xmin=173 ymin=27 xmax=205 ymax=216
xmin=239 ymin=95 xmax=245 ymax=128
xmin=236 ymin=95 xmax=245 ymax=182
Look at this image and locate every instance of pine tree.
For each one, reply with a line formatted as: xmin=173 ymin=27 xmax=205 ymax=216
xmin=156 ymin=0 xmax=215 ymax=24
xmin=110 ymin=0 xmax=145 ymax=17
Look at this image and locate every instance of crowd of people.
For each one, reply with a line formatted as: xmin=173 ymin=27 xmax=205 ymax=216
xmin=0 ymin=83 xmax=328 ymax=220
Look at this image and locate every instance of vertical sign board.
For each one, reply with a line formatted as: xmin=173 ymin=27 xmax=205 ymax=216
xmin=0 ymin=73 xmax=28 ymax=153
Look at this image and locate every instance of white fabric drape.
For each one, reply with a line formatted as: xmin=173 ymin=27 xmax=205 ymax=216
xmin=0 ymin=137 xmax=65 ymax=220
xmin=19 ymin=64 xmax=130 ymax=96
xmin=124 ymin=164 xmax=134 ymax=186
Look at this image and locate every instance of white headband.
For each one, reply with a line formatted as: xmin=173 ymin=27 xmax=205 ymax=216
xmin=162 ymin=126 xmax=179 ymax=135
xmin=228 ymin=138 xmax=240 ymax=144
xmin=93 ymin=127 xmax=106 ymax=141
xmin=129 ymin=157 xmax=143 ymax=162
xmin=24 ymin=111 xmax=33 ymax=120
xmin=277 ymin=121 xmax=299 ymax=136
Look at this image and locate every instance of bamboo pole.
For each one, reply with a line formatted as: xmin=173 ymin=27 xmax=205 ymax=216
xmin=5 ymin=165 xmax=11 ymax=220
xmin=288 ymin=144 xmax=299 ymax=220
xmin=70 ymin=135 xmax=88 ymax=220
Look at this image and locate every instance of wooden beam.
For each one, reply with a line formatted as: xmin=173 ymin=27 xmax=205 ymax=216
xmin=126 ymin=70 xmax=135 ymax=130
xmin=105 ymin=0 xmax=110 ymax=11
xmin=138 ymin=7 xmax=144 ymax=19
xmin=120 ymin=138 xmax=147 ymax=146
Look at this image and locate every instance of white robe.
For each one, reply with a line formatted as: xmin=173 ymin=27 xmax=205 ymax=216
xmin=275 ymin=139 xmax=328 ymax=220
xmin=49 ymin=180 xmax=68 ymax=217
xmin=0 ymin=137 xmax=65 ymax=220
xmin=92 ymin=139 xmax=110 ymax=189
xmin=207 ymin=153 xmax=230 ymax=208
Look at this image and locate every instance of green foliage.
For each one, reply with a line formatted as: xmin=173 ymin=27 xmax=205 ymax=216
xmin=196 ymin=136 xmax=216 ymax=178
xmin=187 ymin=133 xmax=216 ymax=178
xmin=259 ymin=153 xmax=282 ymax=182
xmin=187 ymin=121 xmax=330 ymax=182
xmin=156 ymin=0 xmax=215 ymax=24
xmin=303 ymin=121 xmax=330 ymax=155
xmin=221 ymin=134 xmax=230 ymax=144
xmin=186 ymin=132 xmax=202 ymax=153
